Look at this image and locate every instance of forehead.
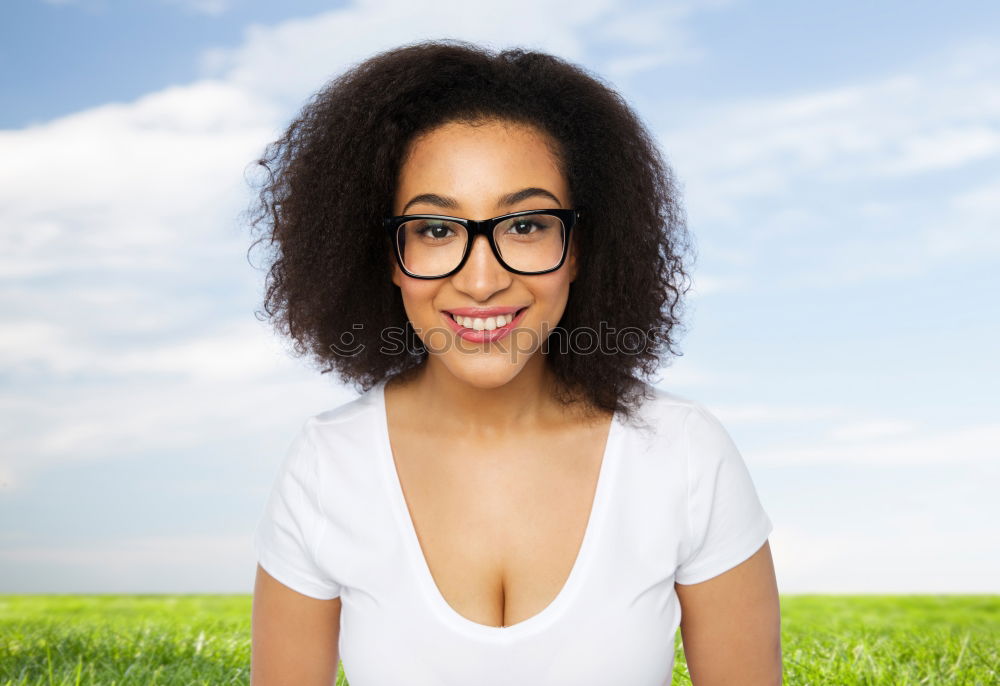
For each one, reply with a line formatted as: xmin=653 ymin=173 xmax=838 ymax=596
xmin=394 ymin=120 xmax=569 ymax=212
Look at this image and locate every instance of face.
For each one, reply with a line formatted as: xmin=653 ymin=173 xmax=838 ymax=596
xmin=391 ymin=119 xmax=578 ymax=390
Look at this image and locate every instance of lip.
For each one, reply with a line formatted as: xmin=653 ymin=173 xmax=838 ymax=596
xmin=442 ymin=306 xmax=526 ymax=317
xmin=442 ymin=306 xmax=529 ymax=343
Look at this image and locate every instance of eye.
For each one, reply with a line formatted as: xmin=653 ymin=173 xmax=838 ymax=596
xmin=507 ymin=219 xmax=541 ymax=235
xmin=416 ymin=222 xmax=456 ymax=240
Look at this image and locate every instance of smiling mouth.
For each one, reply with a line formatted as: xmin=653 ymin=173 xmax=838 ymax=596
xmin=445 ymin=306 xmax=528 ymax=329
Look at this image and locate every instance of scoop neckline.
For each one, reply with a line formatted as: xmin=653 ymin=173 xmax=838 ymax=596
xmin=372 ymin=379 xmax=622 ymax=641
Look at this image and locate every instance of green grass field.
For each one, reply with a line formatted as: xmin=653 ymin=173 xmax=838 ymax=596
xmin=1 ymin=595 xmax=996 ymax=685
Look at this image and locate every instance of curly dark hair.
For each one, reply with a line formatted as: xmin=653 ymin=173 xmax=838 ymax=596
xmin=246 ymin=39 xmax=694 ymax=423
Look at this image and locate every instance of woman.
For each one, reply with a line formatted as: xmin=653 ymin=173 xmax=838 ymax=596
xmin=248 ymin=41 xmax=781 ymax=685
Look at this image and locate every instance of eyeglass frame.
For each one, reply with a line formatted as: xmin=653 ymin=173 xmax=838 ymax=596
xmin=383 ymin=208 xmax=580 ymax=280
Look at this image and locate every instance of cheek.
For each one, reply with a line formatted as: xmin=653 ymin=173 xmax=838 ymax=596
xmin=532 ymin=272 xmax=573 ymax=313
xmin=543 ymin=264 xmax=574 ymax=293
xmin=398 ymin=279 xmax=440 ymax=314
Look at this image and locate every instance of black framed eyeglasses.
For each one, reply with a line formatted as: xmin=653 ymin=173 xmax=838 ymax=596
xmin=383 ymin=208 xmax=579 ymax=279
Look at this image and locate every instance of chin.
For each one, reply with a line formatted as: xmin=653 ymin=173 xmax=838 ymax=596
xmin=439 ymin=356 xmax=526 ymax=390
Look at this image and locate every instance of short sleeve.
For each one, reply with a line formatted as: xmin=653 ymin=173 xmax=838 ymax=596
xmin=253 ymin=420 xmax=343 ymax=599
xmin=674 ymin=404 xmax=773 ymax=585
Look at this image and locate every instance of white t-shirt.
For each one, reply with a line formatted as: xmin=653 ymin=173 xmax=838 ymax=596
xmin=254 ymin=379 xmax=773 ymax=685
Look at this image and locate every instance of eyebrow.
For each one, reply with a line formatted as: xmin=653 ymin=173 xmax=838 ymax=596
xmin=400 ymin=187 xmax=563 ymax=215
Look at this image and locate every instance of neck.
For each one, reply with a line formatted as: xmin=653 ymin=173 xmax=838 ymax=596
xmin=395 ymin=354 xmax=570 ymax=438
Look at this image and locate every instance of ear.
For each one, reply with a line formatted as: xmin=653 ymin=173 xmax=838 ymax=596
xmin=390 ymin=251 xmax=402 ymax=288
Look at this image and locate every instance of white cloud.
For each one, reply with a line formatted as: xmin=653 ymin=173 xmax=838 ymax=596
xmin=0 ymin=70 xmax=313 ymax=495
xmin=0 ymin=324 xmax=358 ymax=489
xmin=924 ymin=175 xmax=1000 ymax=259
xmin=0 ymin=319 xmax=281 ymax=380
xmin=665 ymin=47 xmax=1000 ymax=201
xmin=827 ymin=419 xmax=917 ymax=441
xmin=751 ymin=421 xmax=1000 ymax=466
xmin=879 ymin=126 xmax=1000 ymax=176
xmin=589 ymin=0 xmax=722 ymax=77
xmin=0 ymin=533 xmax=256 ymax=593
xmin=770 ymin=522 xmax=999 ymax=593
xmin=198 ymin=0 xmax=721 ymax=109
xmin=713 ymin=403 xmax=846 ymax=424
xmin=161 ymin=0 xmax=232 ymax=16
xmin=656 ymin=39 xmax=1000 ymax=289
xmin=0 ymin=79 xmax=280 ymax=278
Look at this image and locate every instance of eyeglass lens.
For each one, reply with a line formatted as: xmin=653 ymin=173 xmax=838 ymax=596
xmin=396 ymin=213 xmax=566 ymax=277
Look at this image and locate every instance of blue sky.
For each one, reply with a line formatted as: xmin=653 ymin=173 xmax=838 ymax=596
xmin=2 ymin=0 xmax=998 ymax=594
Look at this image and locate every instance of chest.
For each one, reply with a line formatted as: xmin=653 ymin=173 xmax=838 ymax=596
xmin=386 ymin=417 xmax=613 ymax=629
xmin=328 ymin=395 xmax=691 ymax=684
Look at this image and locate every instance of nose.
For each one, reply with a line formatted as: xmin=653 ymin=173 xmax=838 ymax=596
xmin=449 ymin=233 xmax=512 ymax=300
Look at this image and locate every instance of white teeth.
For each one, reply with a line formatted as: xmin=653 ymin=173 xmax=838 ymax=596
xmin=450 ymin=311 xmax=518 ymax=330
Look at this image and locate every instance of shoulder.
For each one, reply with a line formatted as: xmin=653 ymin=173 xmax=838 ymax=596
xmin=618 ymin=382 xmax=741 ymax=466
xmin=623 ymin=380 xmax=707 ymax=435
xmin=302 ymin=383 xmax=382 ymax=437
xmin=267 ymin=384 xmax=383 ymax=479
xmin=645 ymin=388 xmax=759 ymax=502
xmin=311 ymin=391 xmax=377 ymax=424
xmin=289 ymin=384 xmax=387 ymax=481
